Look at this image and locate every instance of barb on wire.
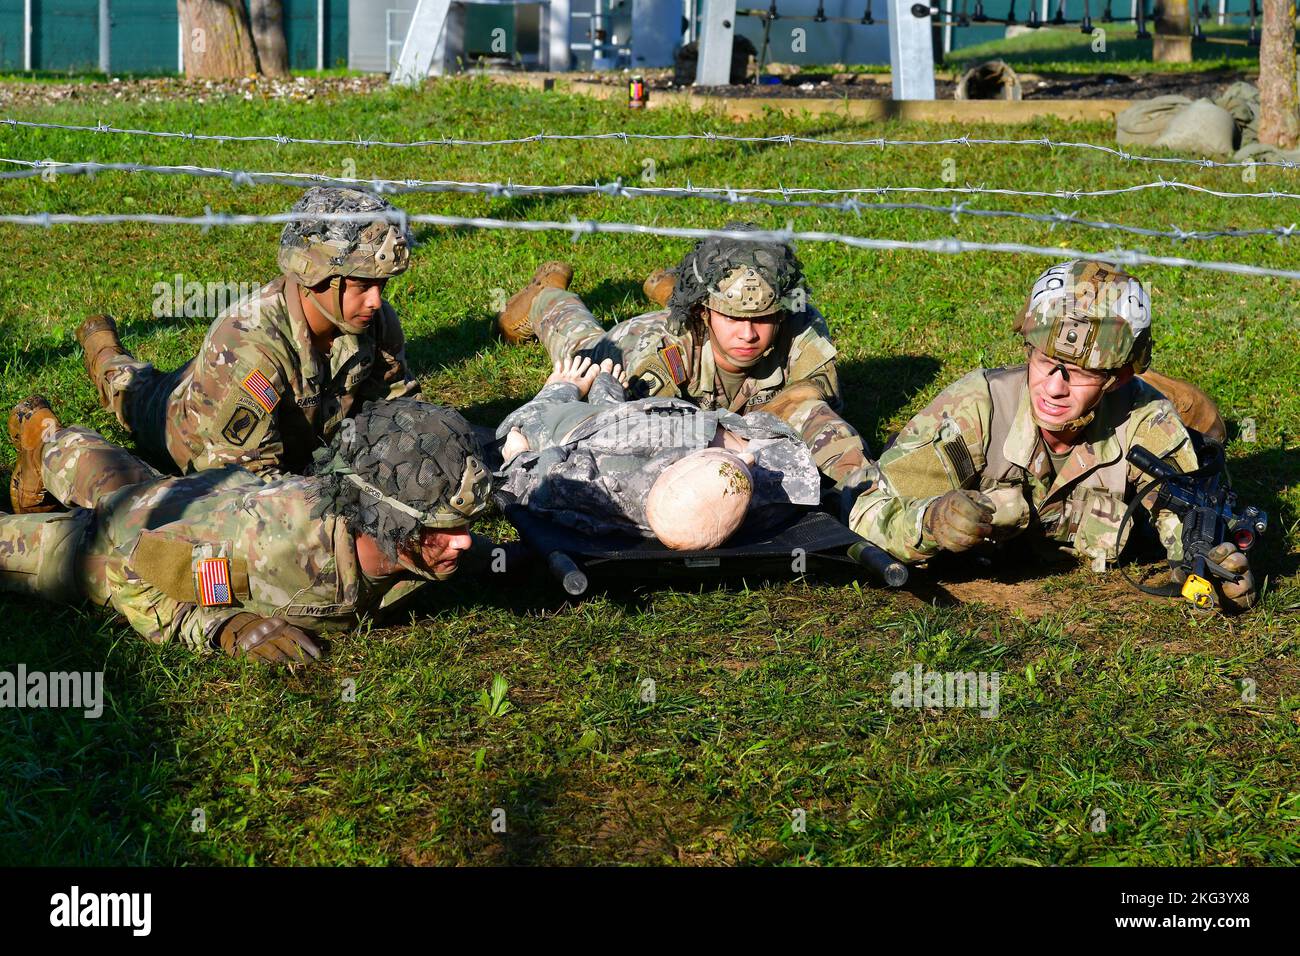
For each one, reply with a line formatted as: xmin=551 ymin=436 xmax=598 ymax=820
xmin=1 ymin=208 xmax=1299 ymax=281
xmin=3 ymin=157 xmax=1296 ymax=243
xmin=3 ymin=116 xmax=1299 ymax=170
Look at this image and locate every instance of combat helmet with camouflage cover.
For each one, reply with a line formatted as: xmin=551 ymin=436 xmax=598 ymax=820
xmin=1014 ymin=259 xmax=1153 ymax=429
xmin=1015 ymin=259 xmax=1152 ymax=373
xmin=278 ymin=186 xmax=412 ymax=334
xmin=666 ymin=222 xmax=808 ymax=326
xmin=310 ymin=398 xmax=490 ymax=580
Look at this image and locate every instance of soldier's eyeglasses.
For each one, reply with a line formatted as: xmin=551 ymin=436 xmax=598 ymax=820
xmin=1028 ymin=348 xmax=1110 ymax=387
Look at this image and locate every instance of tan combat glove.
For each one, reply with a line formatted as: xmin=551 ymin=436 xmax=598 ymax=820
xmin=215 ymin=613 xmax=323 ymax=666
xmin=1207 ymin=542 xmax=1257 ymax=613
xmin=924 ymin=490 xmax=995 ymax=553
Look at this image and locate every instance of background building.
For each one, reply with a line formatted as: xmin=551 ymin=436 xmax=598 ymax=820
xmin=0 ymin=1 xmax=1237 ymax=76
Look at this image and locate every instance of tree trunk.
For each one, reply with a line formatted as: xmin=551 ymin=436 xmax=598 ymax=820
xmin=1153 ymin=0 xmax=1193 ymax=63
xmin=177 ymin=0 xmax=259 ymax=78
xmin=249 ymin=0 xmax=290 ymax=77
xmin=1258 ymin=0 xmax=1300 ymax=148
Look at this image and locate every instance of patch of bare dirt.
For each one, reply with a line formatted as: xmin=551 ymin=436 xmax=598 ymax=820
xmin=580 ymin=66 xmax=1253 ymax=102
xmin=0 ymin=74 xmax=387 ymax=109
xmin=901 ymin=556 xmax=1162 ymax=624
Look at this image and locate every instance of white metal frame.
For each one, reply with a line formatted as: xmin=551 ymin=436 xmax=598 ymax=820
xmin=99 ymin=0 xmax=110 ymax=73
xmin=694 ymin=0 xmax=736 ymax=85
xmin=886 ymin=0 xmax=935 ymax=100
xmin=24 ymin=0 xmax=32 ymax=71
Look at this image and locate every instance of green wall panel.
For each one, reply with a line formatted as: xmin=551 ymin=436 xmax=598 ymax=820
xmin=33 ymin=0 xmax=98 ymax=72
xmin=110 ymin=0 xmax=179 ymax=74
xmin=0 ymin=1 xmax=24 ymax=72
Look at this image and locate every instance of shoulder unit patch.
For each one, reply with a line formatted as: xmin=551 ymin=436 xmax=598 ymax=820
xmin=222 ymin=403 xmax=263 ymax=446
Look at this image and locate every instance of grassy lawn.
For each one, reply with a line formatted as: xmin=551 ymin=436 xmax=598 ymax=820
xmin=948 ymin=22 xmax=1261 ymax=74
xmin=0 ymin=77 xmax=1296 ymax=866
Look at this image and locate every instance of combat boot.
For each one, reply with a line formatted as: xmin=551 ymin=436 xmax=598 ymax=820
xmin=1138 ymin=369 xmax=1227 ymax=444
xmin=76 ymin=314 xmax=131 ymax=408
xmin=8 ymin=396 xmax=60 ymax=514
xmin=497 ymin=262 xmax=574 ymax=345
xmin=643 ymin=267 xmax=677 ymax=308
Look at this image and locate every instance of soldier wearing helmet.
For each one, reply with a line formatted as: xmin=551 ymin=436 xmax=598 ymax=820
xmin=846 ymin=260 xmax=1254 ymax=612
xmin=74 ymin=186 xmax=421 ymax=480
xmin=1 ymin=394 xmax=489 ymax=666
xmin=495 ymin=223 xmax=870 ymax=493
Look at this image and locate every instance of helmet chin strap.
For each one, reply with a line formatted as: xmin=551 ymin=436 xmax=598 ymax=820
xmin=1029 ymin=374 xmax=1113 ymax=432
xmin=1031 ymin=406 xmax=1097 ymax=432
xmin=307 ymin=277 xmax=367 ymax=334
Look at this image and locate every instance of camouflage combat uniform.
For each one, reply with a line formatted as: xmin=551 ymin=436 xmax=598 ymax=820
xmin=847 ymin=365 xmax=1199 ymax=566
xmin=495 ymin=376 xmax=821 ymax=538
xmin=88 ymin=187 xmax=420 ymax=480
xmin=0 ymin=427 xmax=410 ymax=653
xmin=99 ymin=277 xmax=419 ymax=479
xmin=526 ymin=287 xmax=866 ymax=486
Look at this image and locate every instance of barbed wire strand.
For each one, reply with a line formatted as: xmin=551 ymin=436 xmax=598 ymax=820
xmin=2 ymin=117 xmax=1297 ymax=170
xmin=3 ymin=208 xmax=1299 ymax=280
xmin=9 ymin=157 xmax=1300 ymax=203
xmin=3 ymin=158 xmax=1295 ymax=243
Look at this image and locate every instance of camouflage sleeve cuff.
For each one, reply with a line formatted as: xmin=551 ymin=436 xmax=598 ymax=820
xmin=848 ymin=490 xmax=942 ymax=563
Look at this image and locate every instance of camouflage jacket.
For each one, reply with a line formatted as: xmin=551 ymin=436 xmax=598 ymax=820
xmin=848 ymin=365 xmax=1199 ymax=565
xmin=161 ymin=276 xmax=420 ymax=479
xmin=89 ymin=468 xmax=396 ymax=653
xmin=495 ymin=380 xmax=821 ymax=537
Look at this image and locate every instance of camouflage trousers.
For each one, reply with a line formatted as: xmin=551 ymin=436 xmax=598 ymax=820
xmin=532 ymin=287 xmax=624 ymax=366
xmin=97 ymin=353 xmax=190 ymax=470
xmin=529 ymin=288 xmax=869 ymax=488
xmin=0 ymin=426 xmax=160 ymax=605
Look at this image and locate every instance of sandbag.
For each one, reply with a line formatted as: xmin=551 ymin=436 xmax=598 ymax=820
xmin=955 ymin=60 xmax=1022 ymax=101
xmin=1116 ymin=95 xmax=1192 ymax=145
xmin=1213 ymin=81 xmax=1260 ymax=150
xmin=674 ymin=35 xmax=755 ymax=86
xmin=1153 ymin=99 xmax=1237 ymax=157
xmin=1233 ymin=140 xmax=1300 ymax=166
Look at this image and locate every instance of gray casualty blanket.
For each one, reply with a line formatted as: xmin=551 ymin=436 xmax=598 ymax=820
xmin=494 ymin=377 xmax=821 ymax=538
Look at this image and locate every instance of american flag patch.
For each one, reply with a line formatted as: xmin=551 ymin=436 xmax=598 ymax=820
xmin=195 ymin=557 xmax=233 ymax=607
xmin=659 ymin=344 xmax=688 ymax=385
xmin=241 ymin=369 xmax=279 ymax=414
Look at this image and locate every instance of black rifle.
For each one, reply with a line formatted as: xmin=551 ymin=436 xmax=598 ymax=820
xmin=1122 ymin=441 xmax=1267 ymax=608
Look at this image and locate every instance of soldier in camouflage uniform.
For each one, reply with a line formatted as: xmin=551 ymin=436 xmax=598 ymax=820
xmin=495 ymin=355 xmax=821 ymax=539
xmin=76 ymin=187 xmax=421 ymax=480
xmin=0 ymin=396 xmax=489 ymax=665
xmin=496 ymin=224 xmax=869 ymax=492
xmin=847 ymin=260 xmax=1256 ymax=612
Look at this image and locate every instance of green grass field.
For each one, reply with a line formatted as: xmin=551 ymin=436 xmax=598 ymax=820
xmin=949 ymin=22 xmax=1261 ymax=74
xmin=0 ymin=77 xmax=1297 ymax=865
